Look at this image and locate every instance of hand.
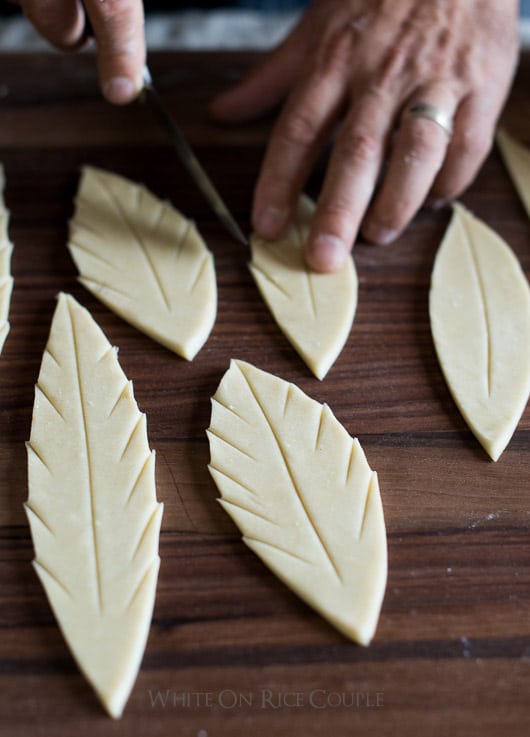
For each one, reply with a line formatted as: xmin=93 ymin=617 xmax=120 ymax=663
xmin=15 ymin=0 xmax=145 ymax=103
xmin=211 ymin=0 xmax=520 ymax=271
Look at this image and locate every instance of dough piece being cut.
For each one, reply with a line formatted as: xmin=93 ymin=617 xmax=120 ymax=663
xmin=207 ymin=359 xmax=387 ymax=646
xmin=250 ymin=196 xmax=357 ymax=379
xmin=430 ymin=204 xmax=530 ymax=461
xmin=0 ymin=165 xmax=14 ymax=353
xmin=497 ymin=128 xmax=530 ymax=220
xmin=25 ymin=293 xmax=163 ymax=718
xmin=69 ymin=166 xmax=216 ymax=360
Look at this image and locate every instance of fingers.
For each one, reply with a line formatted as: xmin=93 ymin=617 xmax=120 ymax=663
xmin=304 ymin=89 xmax=397 ymax=271
xmin=250 ymin=25 xmax=358 ymax=243
xmin=429 ymin=95 xmax=496 ymax=203
xmin=19 ymin=0 xmax=145 ymax=104
xmin=362 ymin=87 xmax=458 ymax=244
xmin=84 ymin=0 xmax=145 ymax=104
xmin=19 ymin=0 xmax=85 ymax=49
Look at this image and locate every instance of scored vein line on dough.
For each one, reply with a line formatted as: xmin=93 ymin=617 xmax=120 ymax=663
xmin=189 ymin=254 xmax=210 ymax=294
xmin=237 ymin=363 xmax=342 ymax=583
xmin=207 ymin=429 xmax=257 ymax=461
xmin=283 ymin=384 xmax=295 ymax=418
xmin=36 ymin=384 xmax=65 ymax=421
xmin=26 ymin=442 xmax=52 ymax=474
xmin=292 ymin=220 xmax=317 ymax=320
xmin=71 ymin=216 xmax=107 ymax=241
xmin=119 ymin=415 xmax=144 ymax=462
xmin=243 ymin=535 xmax=314 ymax=568
xmin=305 ymin=268 xmax=317 ymax=320
xmin=314 ymin=405 xmax=326 ymax=451
xmin=80 ymin=277 xmax=134 ymax=304
xmin=358 ymin=473 xmax=376 ymax=540
xmin=130 ymin=505 xmax=160 ymax=561
xmin=108 ymin=382 xmax=130 ymax=418
xmin=221 ymin=499 xmax=280 ymax=528
xmin=44 ymin=346 xmax=61 ymax=368
xmin=70 ymin=239 xmax=119 ymax=271
xmin=125 ymin=453 xmax=153 ymax=506
xmin=211 ymin=397 xmax=250 ymax=425
xmin=34 ymin=559 xmax=73 ymax=600
xmin=25 ymin=502 xmax=55 ymax=536
xmin=149 ymin=201 xmax=166 ymax=233
xmin=345 ymin=441 xmax=357 ymax=485
xmin=95 ymin=345 xmax=115 ymax=366
xmin=123 ymin=561 xmax=156 ymax=613
xmin=462 ymin=217 xmax=493 ymax=398
xmin=209 ymin=465 xmax=262 ymax=500
xmin=251 ymin=263 xmax=292 ymax=300
xmin=174 ymin=219 xmax=192 ymax=263
xmin=95 ymin=174 xmax=171 ymax=311
xmin=66 ymin=299 xmax=104 ymax=613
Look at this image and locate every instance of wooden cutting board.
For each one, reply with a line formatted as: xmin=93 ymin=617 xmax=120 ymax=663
xmin=0 ymin=51 xmax=529 ymax=736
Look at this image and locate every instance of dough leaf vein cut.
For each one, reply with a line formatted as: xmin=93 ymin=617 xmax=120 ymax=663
xmin=207 ymin=360 xmax=387 ymax=645
xmin=430 ymin=204 xmax=530 ymax=461
xmin=237 ymin=364 xmax=342 ymax=582
xmin=25 ymin=293 xmax=163 ymax=718
xmin=250 ymin=196 xmax=358 ymax=379
xmin=68 ymin=166 xmax=217 ymax=360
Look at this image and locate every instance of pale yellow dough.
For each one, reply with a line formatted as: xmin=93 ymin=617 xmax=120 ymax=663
xmin=69 ymin=166 xmax=217 ymax=360
xmin=207 ymin=360 xmax=387 ymax=646
xmin=250 ymin=196 xmax=358 ymax=379
xmin=0 ymin=165 xmax=14 ymax=354
xmin=497 ymin=128 xmax=530 ymax=221
xmin=430 ymin=204 xmax=530 ymax=461
xmin=25 ymin=293 xmax=163 ymax=718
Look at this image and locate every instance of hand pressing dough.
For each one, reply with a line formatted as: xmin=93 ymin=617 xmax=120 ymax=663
xmin=496 ymin=128 xmax=530 ymax=220
xmin=250 ymin=196 xmax=358 ymax=379
xmin=25 ymin=293 xmax=163 ymax=718
xmin=69 ymin=166 xmax=216 ymax=360
xmin=0 ymin=165 xmax=14 ymax=353
xmin=430 ymin=204 xmax=530 ymax=461
xmin=207 ymin=359 xmax=387 ymax=646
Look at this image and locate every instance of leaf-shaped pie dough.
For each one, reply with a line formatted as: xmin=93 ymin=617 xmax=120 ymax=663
xmin=0 ymin=165 xmax=14 ymax=353
xmin=68 ymin=166 xmax=216 ymax=360
xmin=250 ymin=196 xmax=358 ymax=379
xmin=497 ymin=128 xmax=530 ymax=220
xmin=207 ymin=360 xmax=387 ymax=645
xmin=25 ymin=293 xmax=163 ymax=718
xmin=430 ymin=204 xmax=530 ymax=461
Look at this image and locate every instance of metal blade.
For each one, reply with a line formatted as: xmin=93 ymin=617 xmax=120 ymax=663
xmin=141 ymin=66 xmax=248 ymax=246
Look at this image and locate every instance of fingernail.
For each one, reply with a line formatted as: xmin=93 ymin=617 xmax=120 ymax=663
xmin=254 ymin=206 xmax=289 ymax=239
xmin=306 ymin=234 xmax=347 ymax=272
xmin=363 ymin=223 xmax=397 ymax=245
xmin=103 ymin=76 xmax=136 ymax=105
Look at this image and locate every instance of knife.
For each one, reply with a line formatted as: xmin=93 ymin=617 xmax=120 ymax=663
xmin=141 ymin=66 xmax=248 ymax=246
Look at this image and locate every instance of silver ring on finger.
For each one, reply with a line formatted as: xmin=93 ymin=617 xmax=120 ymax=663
xmin=402 ymin=102 xmax=454 ymax=138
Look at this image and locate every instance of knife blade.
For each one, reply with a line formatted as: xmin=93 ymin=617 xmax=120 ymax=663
xmin=141 ymin=66 xmax=248 ymax=246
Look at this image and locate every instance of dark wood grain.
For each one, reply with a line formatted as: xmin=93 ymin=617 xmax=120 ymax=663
xmin=0 ymin=51 xmax=529 ymax=736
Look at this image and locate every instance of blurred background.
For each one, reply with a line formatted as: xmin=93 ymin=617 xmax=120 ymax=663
xmin=0 ymin=0 xmax=528 ymax=51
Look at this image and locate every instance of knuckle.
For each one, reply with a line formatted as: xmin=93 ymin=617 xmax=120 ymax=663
xmin=314 ymin=26 xmax=354 ymax=79
xmin=405 ymin=124 xmax=439 ymax=161
xmin=337 ymin=130 xmax=380 ymax=166
xmin=317 ymin=199 xmax=360 ymax=235
xmin=278 ymin=110 xmax=319 ymax=148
